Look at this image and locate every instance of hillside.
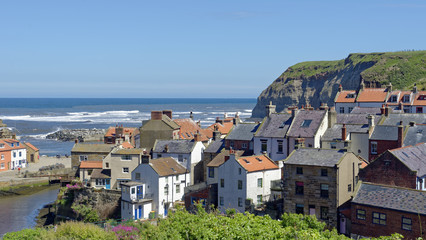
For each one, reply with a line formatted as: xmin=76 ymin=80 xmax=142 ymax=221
xmin=251 ymin=51 xmax=426 ymax=118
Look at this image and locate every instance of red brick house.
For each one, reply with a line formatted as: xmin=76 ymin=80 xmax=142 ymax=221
xmin=369 ymin=124 xmax=405 ymax=161
xmin=351 ymin=182 xmax=426 ymax=239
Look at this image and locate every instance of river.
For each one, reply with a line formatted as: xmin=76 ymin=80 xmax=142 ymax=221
xmin=0 ymin=186 xmax=59 ymax=236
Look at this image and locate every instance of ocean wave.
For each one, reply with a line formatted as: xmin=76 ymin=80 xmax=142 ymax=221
xmin=26 ymin=127 xmax=63 ymax=140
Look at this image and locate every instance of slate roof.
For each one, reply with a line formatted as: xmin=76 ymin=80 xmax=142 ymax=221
xmin=403 ymin=125 xmax=426 ymax=146
xmin=226 ymin=123 xmax=259 ymax=141
xmin=237 ymin=155 xmax=278 ymax=173
xmin=121 ymin=181 xmax=143 ymax=187
xmin=91 ymin=169 xmax=111 ymax=179
xmin=153 ymin=139 xmax=196 ymax=154
xmin=381 ymin=113 xmax=426 ymax=125
xmin=321 ymin=124 xmax=369 ymax=141
xmin=71 ymin=143 xmax=114 ymax=153
xmin=255 ymin=113 xmax=292 ymax=138
xmin=370 ymin=125 xmax=399 ymax=141
xmin=284 ymin=148 xmax=346 ymax=167
xmin=287 ymin=110 xmax=326 ymax=138
xmin=336 ymin=114 xmax=381 ymax=125
xmin=207 ymin=150 xmax=244 ymax=167
xmin=112 ymin=148 xmax=145 ymax=155
xmin=204 ymin=139 xmax=224 ymax=153
xmin=390 ymin=143 xmax=426 ymax=177
xmin=150 ymin=157 xmax=188 ymax=176
xmin=352 ymin=182 xmax=426 ymax=216
xmin=350 ymin=107 xmax=382 ymax=115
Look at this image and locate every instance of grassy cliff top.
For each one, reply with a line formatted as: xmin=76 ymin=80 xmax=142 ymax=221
xmin=281 ymin=51 xmax=426 ymax=90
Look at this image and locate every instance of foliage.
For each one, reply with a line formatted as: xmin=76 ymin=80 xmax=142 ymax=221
xmin=2 ymin=228 xmax=50 ymax=240
xmin=71 ymin=203 xmax=100 ymax=223
xmin=53 ymin=221 xmax=116 ymax=240
xmin=112 ymin=224 xmax=139 ymax=240
xmin=281 ymin=212 xmax=326 ymax=231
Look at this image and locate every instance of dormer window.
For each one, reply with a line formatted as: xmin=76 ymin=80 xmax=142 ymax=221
xmin=402 ymin=95 xmax=410 ymax=103
xmin=0 ymin=144 xmax=4 ymax=148
xmin=301 ymin=120 xmax=312 ymax=127
xmin=389 ymin=95 xmax=397 ymax=102
xmin=346 ymin=94 xmax=355 ymax=98
xmin=419 ymin=95 xmax=426 ymax=100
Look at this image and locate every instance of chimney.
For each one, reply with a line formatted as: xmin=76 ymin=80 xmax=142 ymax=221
xmin=341 ymin=124 xmax=347 ymax=141
xmin=291 ymin=107 xmax=299 ymax=118
xmin=413 ymin=83 xmax=418 ymax=93
xmin=189 ymin=112 xmax=193 ymax=119
xmin=197 ymin=120 xmax=201 ymax=127
xmin=338 ymin=84 xmax=343 ymax=92
xmin=164 ymin=144 xmax=169 ymax=153
xmin=384 ymin=104 xmax=391 ymax=117
xmin=294 ymin=137 xmax=305 ymax=150
xmin=380 ymin=104 xmax=385 ymax=115
xmin=359 ymin=81 xmax=365 ymax=91
xmin=213 ymin=128 xmax=221 ymax=141
xmin=409 ymin=121 xmax=416 ymax=127
xmin=194 ymin=130 xmax=202 ymax=142
xmin=386 ymin=82 xmax=392 ymax=92
xmin=151 ymin=111 xmax=163 ymax=120
xmin=305 ymin=104 xmax=314 ymax=111
xmin=397 ymin=122 xmax=404 ymax=148
xmin=266 ymin=101 xmax=276 ymax=116
xmin=328 ymin=107 xmax=337 ymax=128
xmin=116 ymin=125 xmax=124 ymax=138
xmin=319 ymin=103 xmax=329 ymax=111
xmin=141 ymin=154 xmax=150 ymax=164
xmin=162 ymin=110 xmax=172 ymax=119
xmin=75 ymin=139 xmax=79 ymax=144
xmin=367 ymin=114 xmax=375 ymax=129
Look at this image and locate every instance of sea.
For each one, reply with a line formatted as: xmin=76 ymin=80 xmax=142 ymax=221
xmin=0 ymin=98 xmax=256 ymax=156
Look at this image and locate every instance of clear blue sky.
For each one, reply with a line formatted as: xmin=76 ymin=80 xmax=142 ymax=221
xmin=1 ymin=0 xmax=425 ymax=98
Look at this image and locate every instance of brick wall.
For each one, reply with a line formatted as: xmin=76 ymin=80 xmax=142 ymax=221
xmin=225 ymin=139 xmax=251 ymax=151
xmin=351 ymin=203 xmax=426 ymax=239
xmin=359 ymin=151 xmax=417 ymax=189
xmin=369 ymin=139 xmax=399 ymax=161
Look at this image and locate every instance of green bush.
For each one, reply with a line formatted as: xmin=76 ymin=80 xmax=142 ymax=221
xmin=54 ymin=221 xmax=116 ymax=240
xmin=2 ymin=228 xmax=49 ymax=240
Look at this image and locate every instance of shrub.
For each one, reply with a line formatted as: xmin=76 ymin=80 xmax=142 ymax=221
xmin=112 ymin=224 xmax=139 ymax=240
xmin=2 ymin=228 xmax=49 ymax=240
xmin=54 ymin=221 xmax=116 ymax=240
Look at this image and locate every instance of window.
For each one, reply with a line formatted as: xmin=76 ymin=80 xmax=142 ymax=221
xmin=0 ymin=163 xmax=4 ymax=169
xmin=164 ymin=185 xmax=169 ymax=195
xmin=220 ymin=178 xmax=224 ymax=188
xmin=348 ymin=107 xmax=353 ymax=113
xmin=176 ymin=175 xmax=179 ymax=181
xmin=17 ymin=142 xmax=19 ymax=147
xmin=417 ymin=107 xmax=423 ymax=113
xmin=238 ymin=180 xmax=243 ymax=190
xmin=105 ymin=162 xmax=109 ymax=168
xmin=123 ymin=167 xmax=129 ymax=173
xmin=321 ymin=168 xmax=328 ymax=176
xmin=220 ymin=197 xmax=224 ymax=206
xmin=373 ymin=212 xmax=386 ymax=225
xmin=390 ymin=95 xmax=397 ymax=102
xmin=257 ymin=195 xmax=263 ymax=204
xmin=238 ymin=198 xmax=243 ymax=207
xmin=1 ymin=154 xmax=4 ymax=160
xmin=157 ymin=154 xmax=162 ymax=158
xmin=348 ymin=184 xmax=352 ymax=192
xmin=135 ymin=173 xmax=141 ymax=180
xmin=320 ymin=207 xmax=329 ymax=220
xmin=230 ymin=141 xmax=234 ymax=148
xmin=402 ymin=217 xmax=412 ymax=231
xmin=301 ymin=120 xmax=312 ymax=127
xmin=208 ymin=167 xmax=214 ymax=178
xmin=320 ymin=184 xmax=329 ymax=198
xmin=11 ymin=143 xmax=14 ymax=147
xmin=87 ymin=169 xmax=93 ymax=175
xmin=121 ymin=155 xmax=132 ymax=160
xmin=261 ymin=140 xmax=267 ymax=152
xmin=403 ymin=95 xmax=410 ymax=102
xmin=242 ymin=143 xmax=247 ymax=149
xmin=96 ymin=179 xmax=105 ymax=186
xmin=371 ymin=142 xmax=378 ymax=154
xmin=79 ymin=155 xmax=88 ymax=161
xmin=295 ymin=181 xmax=304 ymax=195
xmin=176 ymin=185 xmax=180 ymax=193
xmin=257 ymin=178 xmax=263 ymax=188
xmin=131 ymin=187 xmax=135 ymax=194
xmin=347 ymin=94 xmax=355 ymax=98
xmin=340 ymin=107 xmax=345 ymax=113
xmin=238 ymin=168 xmax=242 ymax=175
xmin=277 ymin=140 xmax=283 ymax=153
xmin=0 ymin=144 xmax=4 ymax=148
xmin=178 ymin=155 xmax=183 ymax=162
xmin=295 ymin=204 xmax=304 ymax=214
xmin=356 ymin=209 xmax=366 ymax=220
xmin=296 ymin=167 xmax=303 ymax=175
xmin=13 ymin=152 xmax=16 ymax=158
xmin=19 ymin=152 xmax=22 ymax=157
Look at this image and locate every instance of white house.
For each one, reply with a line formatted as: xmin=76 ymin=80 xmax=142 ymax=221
xmin=122 ymin=157 xmax=190 ymax=220
xmin=217 ymin=153 xmax=280 ymax=213
xmin=7 ymin=140 xmax=27 ymax=169
xmin=152 ymin=139 xmax=204 ymax=185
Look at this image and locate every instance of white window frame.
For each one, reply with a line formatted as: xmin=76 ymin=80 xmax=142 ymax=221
xmin=0 ymin=163 xmax=4 ymax=169
xmin=79 ymin=155 xmax=88 ymax=161
xmin=123 ymin=167 xmax=129 ymax=173
xmin=1 ymin=154 xmax=4 ymax=160
xmin=371 ymin=142 xmax=378 ymax=154
xmin=121 ymin=155 xmax=132 ymax=161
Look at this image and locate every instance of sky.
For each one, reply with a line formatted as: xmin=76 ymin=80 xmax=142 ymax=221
xmin=1 ymin=0 xmax=425 ymax=98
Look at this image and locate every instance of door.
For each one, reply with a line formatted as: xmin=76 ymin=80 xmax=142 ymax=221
xmin=164 ymin=203 xmax=168 ymax=216
xmin=134 ymin=207 xmax=137 ymax=220
xmin=137 ymin=186 xmax=143 ymax=199
xmin=31 ymin=154 xmax=34 ymax=163
xmin=105 ymin=179 xmax=110 ymax=189
xmin=138 ymin=205 xmax=142 ymax=219
xmin=340 ymin=217 xmax=346 ymax=234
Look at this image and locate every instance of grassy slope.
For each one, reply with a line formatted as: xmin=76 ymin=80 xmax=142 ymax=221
xmin=279 ymin=51 xmax=426 ymax=90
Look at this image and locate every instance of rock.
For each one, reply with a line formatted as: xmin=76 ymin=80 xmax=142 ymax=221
xmin=46 ymin=129 xmax=106 ymax=142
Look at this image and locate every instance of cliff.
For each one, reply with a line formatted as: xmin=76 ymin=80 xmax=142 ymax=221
xmin=252 ymin=51 xmax=426 ymax=118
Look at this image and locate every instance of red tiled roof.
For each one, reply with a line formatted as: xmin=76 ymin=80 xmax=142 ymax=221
xmin=237 ymin=155 xmax=278 ymax=173
xmin=387 ymin=90 xmax=412 ymax=106
xmin=174 ymin=118 xmax=210 ymax=141
xmin=121 ymin=142 xmax=134 ymax=149
xmin=0 ymin=139 xmax=26 ymax=151
xmin=80 ymin=161 xmax=103 ymax=169
xmin=335 ymin=90 xmax=357 ymax=103
xmin=412 ymin=91 xmax=426 ymax=106
xmin=357 ymin=88 xmax=388 ymax=102
xmin=23 ymin=142 xmax=39 ymax=151
xmin=208 ymin=122 xmax=234 ymax=135
xmin=105 ymin=127 xmax=138 ymax=137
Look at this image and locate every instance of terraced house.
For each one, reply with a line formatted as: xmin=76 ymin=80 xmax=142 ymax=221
xmin=0 ymin=139 xmax=26 ymax=171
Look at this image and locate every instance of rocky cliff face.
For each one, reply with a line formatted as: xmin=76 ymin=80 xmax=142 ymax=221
xmin=252 ymin=51 xmax=426 ymax=118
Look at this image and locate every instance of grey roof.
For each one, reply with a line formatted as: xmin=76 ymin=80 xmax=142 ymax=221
xmin=255 ymin=113 xmax=292 ymax=138
xmin=204 ymin=139 xmax=224 ymax=153
xmin=112 ymin=148 xmax=145 ymax=155
xmin=284 ymin=148 xmax=346 ymax=167
xmin=337 ymin=114 xmax=382 ymax=125
xmin=121 ymin=181 xmax=143 ymax=187
xmin=352 ymin=182 xmax=426 ymax=215
xmin=370 ymin=125 xmax=399 ymax=140
xmin=71 ymin=143 xmax=114 ymax=153
xmin=91 ymin=169 xmax=111 ymax=179
xmin=350 ymin=107 xmax=382 ymax=115
xmin=207 ymin=150 xmax=245 ymax=167
xmin=287 ymin=110 xmax=326 ymax=138
xmin=150 ymin=157 xmax=188 ymax=176
xmin=153 ymin=139 xmax=195 ymax=154
xmin=403 ymin=125 xmax=426 ymax=146
xmin=322 ymin=124 xmax=369 ymax=141
xmin=382 ymin=113 xmax=426 ymax=126
xmin=226 ymin=123 xmax=259 ymax=141
xmin=390 ymin=143 xmax=426 ymax=177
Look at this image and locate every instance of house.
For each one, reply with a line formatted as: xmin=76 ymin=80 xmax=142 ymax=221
xmin=124 ymin=157 xmax=190 ymax=219
xmin=201 ymin=130 xmax=224 ymax=182
xmin=411 ymin=90 xmax=426 ymax=113
xmin=369 ymin=124 xmax=405 ymax=161
xmin=217 ymin=153 xmax=280 ymax=214
xmin=104 ymin=125 xmax=139 ymax=147
xmin=253 ymin=112 xmax=292 ymax=161
xmin=350 ymin=182 xmax=426 ymax=239
xmin=79 ymin=161 xmax=105 ymax=187
xmin=225 ymin=123 xmax=259 ymax=155
xmin=207 ymin=113 xmax=238 ymax=137
xmin=139 ymin=110 xmax=180 ymax=151
xmin=152 ymin=138 xmax=205 ymax=185
xmin=286 ymin=109 xmax=328 ymax=153
xmin=334 ymin=86 xmax=357 ymax=114
xmin=283 ymin=148 xmax=362 ymax=228
xmin=0 ymin=139 xmax=27 ymax=171
xmin=359 ymin=143 xmax=426 ymax=190
xmin=206 ymin=149 xmax=244 ymax=186
xmin=23 ymin=142 xmax=39 ymax=163
xmin=173 ymin=117 xmax=212 ymax=143
xmin=71 ymin=142 xmax=114 ymax=170
xmin=102 ymin=148 xmax=145 ymax=189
